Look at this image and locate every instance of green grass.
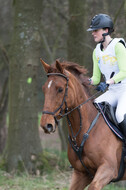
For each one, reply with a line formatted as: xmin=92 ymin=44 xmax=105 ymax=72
xmin=0 ymin=169 xmax=70 ymax=190
xmin=0 ymin=149 xmax=126 ymax=190
xmin=0 ymin=149 xmax=71 ymax=190
xmin=103 ymin=184 xmax=126 ymax=190
xmin=0 ymin=169 xmax=126 ymax=190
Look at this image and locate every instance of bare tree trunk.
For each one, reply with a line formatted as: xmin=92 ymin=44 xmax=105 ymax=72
xmin=67 ymin=0 xmax=86 ymax=65
xmin=0 ymin=76 xmax=8 ymax=154
xmin=58 ymin=119 xmax=68 ymax=151
xmin=59 ymin=0 xmax=86 ymax=150
xmin=6 ymin=0 xmax=43 ymax=173
xmin=0 ymin=47 xmax=8 ymax=154
xmin=0 ymin=0 xmax=12 ymax=154
xmin=58 ymin=0 xmax=86 ymax=151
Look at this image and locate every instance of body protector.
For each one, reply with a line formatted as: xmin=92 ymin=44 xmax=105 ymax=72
xmin=95 ymin=38 xmax=126 ymax=83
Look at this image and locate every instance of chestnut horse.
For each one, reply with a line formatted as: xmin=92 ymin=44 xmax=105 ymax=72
xmin=40 ymin=59 xmax=126 ymax=190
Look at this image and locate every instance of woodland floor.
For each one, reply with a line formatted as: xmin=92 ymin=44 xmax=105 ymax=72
xmin=39 ymin=127 xmax=61 ymax=151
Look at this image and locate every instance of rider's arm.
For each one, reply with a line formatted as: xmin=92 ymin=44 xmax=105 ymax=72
xmin=91 ymin=49 xmax=101 ymax=85
xmin=112 ymin=42 xmax=126 ymax=83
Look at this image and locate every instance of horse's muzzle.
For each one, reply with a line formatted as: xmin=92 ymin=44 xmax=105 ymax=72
xmin=40 ymin=114 xmax=56 ymax=133
xmin=42 ymin=123 xmax=54 ymax=133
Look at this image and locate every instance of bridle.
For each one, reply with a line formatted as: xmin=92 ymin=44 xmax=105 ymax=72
xmin=43 ymin=72 xmax=100 ymax=137
xmin=42 ymin=72 xmax=100 ymax=178
xmin=42 ymin=73 xmax=69 ymax=132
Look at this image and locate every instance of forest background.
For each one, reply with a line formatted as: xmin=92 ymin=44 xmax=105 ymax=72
xmin=0 ymin=0 xmax=126 ymax=189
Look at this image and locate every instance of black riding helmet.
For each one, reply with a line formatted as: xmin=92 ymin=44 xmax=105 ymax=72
xmin=87 ymin=14 xmax=114 ymax=34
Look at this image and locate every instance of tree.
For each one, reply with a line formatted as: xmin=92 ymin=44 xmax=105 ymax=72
xmin=0 ymin=46 xmax=8 ymax=154
xmin=6 ymin=0 xmax=43 ymax=172
xmin=57 ymin=0 xmax=87 ymax=151
xmin=0 ymin=0 xmax=12 ymax=154
xmin=67 ymin=0 xmax=86 ymax=65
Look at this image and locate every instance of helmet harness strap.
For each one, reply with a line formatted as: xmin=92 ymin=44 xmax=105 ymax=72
xmin=99 ymin=32 xmax=109 ymax=44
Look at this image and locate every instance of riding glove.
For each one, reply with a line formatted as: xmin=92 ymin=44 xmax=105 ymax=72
xmin=96 ymin=82 xmax=108 ymax=92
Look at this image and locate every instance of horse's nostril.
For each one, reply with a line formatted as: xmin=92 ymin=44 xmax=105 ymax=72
xmin=47 ymin=123 xmax=53 ymax=132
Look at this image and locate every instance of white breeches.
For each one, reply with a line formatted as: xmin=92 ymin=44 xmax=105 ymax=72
xmin=95 ymin=84 xmax=126 ymax=123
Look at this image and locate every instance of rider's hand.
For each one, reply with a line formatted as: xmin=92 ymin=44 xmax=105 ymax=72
xmin=96 ymin=82 xmax=108 ymax=92
xmin=88 ymin=78 xmax=93 ymax=85
xmin=106 ymin=79 xmax=115 ymax=85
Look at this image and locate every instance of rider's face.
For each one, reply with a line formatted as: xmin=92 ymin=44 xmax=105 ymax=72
xmin=92 ymin=28 xmax=108 ymax=43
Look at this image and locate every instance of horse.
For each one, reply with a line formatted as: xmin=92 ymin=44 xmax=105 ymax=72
xmin=40 ymin=59 xmax=126 ymax=190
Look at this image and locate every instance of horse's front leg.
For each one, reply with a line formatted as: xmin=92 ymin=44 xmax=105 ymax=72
xmin=69 ymin=169 xmax=92 ymax=190
xmin=88 ymin=163 xmax=117 ymax=190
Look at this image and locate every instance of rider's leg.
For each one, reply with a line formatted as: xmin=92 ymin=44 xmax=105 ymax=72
xmin=116 ymin=92 xmax=126 ymax=138
xmin=95 ymin=87 xmax=126 ymax=138
xmin=94 ymin=89 xmax=117 ymax=106
xmin=118 ymin=114 xmax=126 ymax=137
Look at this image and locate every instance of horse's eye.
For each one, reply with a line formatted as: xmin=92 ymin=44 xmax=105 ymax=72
xmin=58 ymin=87 xmax=63 ymax=93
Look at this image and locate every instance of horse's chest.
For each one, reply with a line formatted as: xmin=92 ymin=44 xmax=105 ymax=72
xmin=68 ymin=147 xmax=87 ymax=171
xmin=68 ymin=145 xmax=95 ymax=172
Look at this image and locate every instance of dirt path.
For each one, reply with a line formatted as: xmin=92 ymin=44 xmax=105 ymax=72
xmin=39 ymin=128 xmax=61 ymax=151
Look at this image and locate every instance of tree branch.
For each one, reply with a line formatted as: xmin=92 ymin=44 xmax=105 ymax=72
xmin=113 ymin=0 xmax=125 ymax=24
xmin=0 ymin=43 xmax=9 ymax=67
xmin=0 ymin=77 xmax=8 ymax=114
xmin=46 ymin=0 xmax=68 ymax=21
xmin=39 ymin=30 xmax=54 ymax=63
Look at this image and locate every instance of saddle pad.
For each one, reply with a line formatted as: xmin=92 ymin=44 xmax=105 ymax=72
xmin=96 ymin=103 xmax=124 ymax=141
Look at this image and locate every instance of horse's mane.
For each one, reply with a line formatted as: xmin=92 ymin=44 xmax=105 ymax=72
xmin=48 ymin=60 xmax=91 ymax=95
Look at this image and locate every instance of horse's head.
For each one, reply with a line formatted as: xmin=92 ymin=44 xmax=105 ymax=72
xmin=40 ymin=59 xmax=75 ymax=134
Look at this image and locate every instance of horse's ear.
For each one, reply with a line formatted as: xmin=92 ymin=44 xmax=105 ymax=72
xmin=40 ymin=59 xmax=50 ymax=73
xmin=56 ymin=60 xmax=64 ymax=73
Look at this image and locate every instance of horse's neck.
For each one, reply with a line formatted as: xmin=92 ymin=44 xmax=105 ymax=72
xmin=68 ymin=102 xmax=96 ymax=136
xmin=68 ymin=78 xmax=97 ymax=137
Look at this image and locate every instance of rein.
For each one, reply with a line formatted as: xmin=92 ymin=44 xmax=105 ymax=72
xmin=43 ymin=72 xmax=100 ymax=177
xmin=43 ymin=72 xmax=100 ymax=121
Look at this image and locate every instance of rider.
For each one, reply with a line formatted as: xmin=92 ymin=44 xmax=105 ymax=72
xmin=87 ymin=13 xmax=126 ymax=138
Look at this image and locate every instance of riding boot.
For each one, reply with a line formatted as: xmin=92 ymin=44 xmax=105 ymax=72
xmin=119 ymin=114 xmax=126 ymax=139
xmin=119 ymin=114 xmax=126 ymax=162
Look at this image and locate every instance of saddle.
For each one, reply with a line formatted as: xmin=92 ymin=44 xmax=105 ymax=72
xmin=94 ymin=101 xmax=126 ymax=182
xmin=101 ymin=102 xmax=119 ymax=127
xmin=94 ymin=101 xmax=124 ymax=139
